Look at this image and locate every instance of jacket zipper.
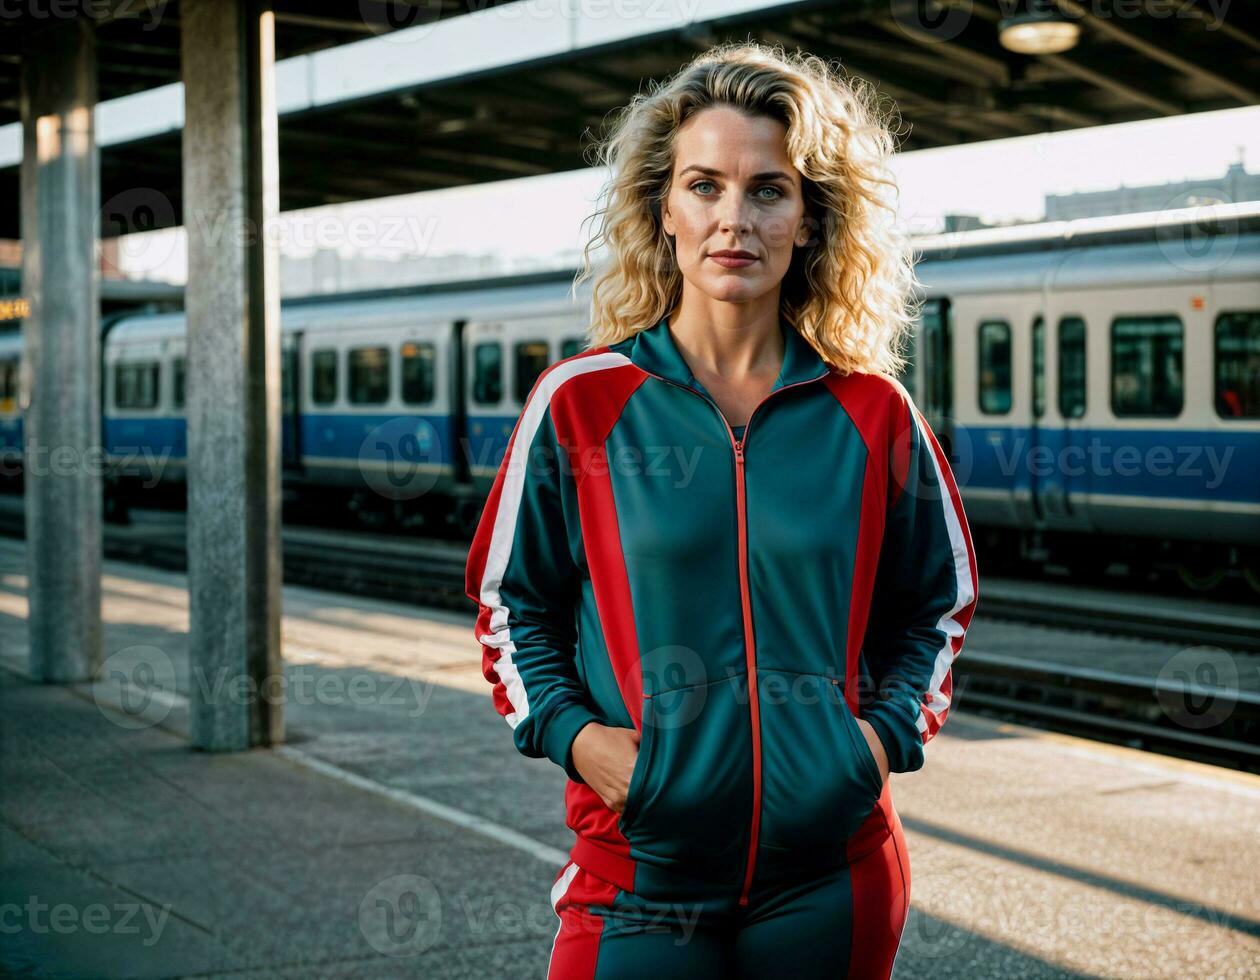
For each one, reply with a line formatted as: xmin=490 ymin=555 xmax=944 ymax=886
xmin=637 ymin=366 xmax=831 ymax=906
xmin=731 ymin=434 xmax=761 ymax=906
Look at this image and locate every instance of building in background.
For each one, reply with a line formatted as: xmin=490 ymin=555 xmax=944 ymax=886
xmin=1045 ymin=157 xmax=1258 ymax=220
xmin=278 ymin=244 xmax=583 ymax=297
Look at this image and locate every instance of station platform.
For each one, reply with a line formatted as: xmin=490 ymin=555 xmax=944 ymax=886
xmin=2 ymin=536 xmax=1258 ymax=978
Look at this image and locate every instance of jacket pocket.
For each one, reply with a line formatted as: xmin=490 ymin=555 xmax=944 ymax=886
xmin=619 ymin=704 xmax=656 ymax=828
xmin=618 ymin=672 xmax=751 ymax=863
xmin=847 ymin=700 xmax=884 ymax=792
xmin=756 ymin=668 xmax=883 ymax=854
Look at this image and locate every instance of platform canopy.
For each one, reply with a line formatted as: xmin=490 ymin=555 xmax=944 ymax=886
xmin=2 ymin=0 xmax=1258 ymax=239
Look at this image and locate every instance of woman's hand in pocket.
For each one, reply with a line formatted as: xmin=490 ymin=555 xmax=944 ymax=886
xmin=571 ymin=722 xmax=640 ymax=813
xmin=855 ymin=717 xmax=890 ymax=788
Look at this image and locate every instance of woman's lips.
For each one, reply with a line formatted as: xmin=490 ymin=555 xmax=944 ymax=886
xmin=708 ymin=254 xmax=758 ymax=268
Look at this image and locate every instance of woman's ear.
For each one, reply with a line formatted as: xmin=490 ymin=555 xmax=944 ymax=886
xmin=795 ymin=212 xmax=813 ymax=248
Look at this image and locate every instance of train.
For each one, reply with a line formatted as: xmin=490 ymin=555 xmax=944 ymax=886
xmin=1 ymin=203 xmax=1258 ymax=594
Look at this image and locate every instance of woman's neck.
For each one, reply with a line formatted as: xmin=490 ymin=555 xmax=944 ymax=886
xmin=665 ymin=294 xmax=784 ymax=382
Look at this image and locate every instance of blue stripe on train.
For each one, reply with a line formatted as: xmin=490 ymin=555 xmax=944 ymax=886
xmin=464 ymin=414 xmax=517 ymax=473
xmin=104 ymin=417 xmax=186 ymax=461
xmin=0 ymin=415 xmax=21 ymax=453
xmin=298 ymin=413 xmax=454 ymax=466
xmin=18 ymin=413 xmax=1259 ymax=508
xmin=959 ymin=424 xmax=1259 ymax=504
xmin=100 ymin=413 xmax=458 ymax=467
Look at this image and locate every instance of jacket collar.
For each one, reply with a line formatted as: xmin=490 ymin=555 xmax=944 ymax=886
xmin=627 ymin=313 xmax=832 ymax=393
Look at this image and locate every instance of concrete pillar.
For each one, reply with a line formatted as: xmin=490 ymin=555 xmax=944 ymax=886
xmin=181 ymin=0 xmax=283 ymax=750
xmin=19 ymin=18 xmax=102 ymax=682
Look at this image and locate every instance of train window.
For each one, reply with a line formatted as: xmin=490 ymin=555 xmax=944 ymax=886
xmin=977 ymin=320 xmax=1011 ymax=414
xmin=1058 ymin=317 xmax=1086 ymax=419
xmin=920 ymin=299 xmax=952 ymax=419
xmin=1214 ymin=311 xmax=1260 ymax=419
xmin=561 ymin=337 xmax=585 ymax=359
xmin=280 ymin=348 xmax=294 ymax=411
xmin=401 ymin=341 xmax=435 ymax=405
xmin=515 ymin=341 xmax=550 ymax=404
xmin=312 ymin=349 xmax=337 ymax=406
xmin=1031 ymin=316 xmax=1045 ymax=419
xmin=349 ymin=346 xmax=390 ymax=404
xmin=114 ymin=360 xmax=160 ymax=410
xmin=1111 ymin=316 xmax=1183 ymax=417
xmin=173 ymin=357 xmax=186 ymax=410
xmin=472 ymin=342 xmax=502 ymax=405
xmin=0 ymin=358 xmax=16 ymax=401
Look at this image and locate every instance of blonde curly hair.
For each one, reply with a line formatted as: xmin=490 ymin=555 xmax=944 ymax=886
xmin=573 ymin=40 xmax=922 ymax=379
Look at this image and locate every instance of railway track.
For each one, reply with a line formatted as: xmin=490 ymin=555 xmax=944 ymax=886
xmin=2 ymin=497 xmax=1256 ymax=772
xmin=977 ymin=580 xmax=1260 ymax=654
xmin=0 ymin=498 xmax=471 ymax=610
xmin=953 ymin=651 xmax=1260 ymax=773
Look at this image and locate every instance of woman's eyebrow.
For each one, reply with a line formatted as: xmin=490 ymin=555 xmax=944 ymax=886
xmin=678 ymin=165 xmax=794 ymax=182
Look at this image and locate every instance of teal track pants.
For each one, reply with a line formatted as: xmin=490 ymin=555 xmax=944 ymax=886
xmin=546 ymin=816 xmax=910 ymax=979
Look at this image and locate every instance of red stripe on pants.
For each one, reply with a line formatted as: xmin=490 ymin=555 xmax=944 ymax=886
xmin=847 ymin=805 xmax=911 ymax=979
xmin=549 ymin=865 xmax=619 ymax=979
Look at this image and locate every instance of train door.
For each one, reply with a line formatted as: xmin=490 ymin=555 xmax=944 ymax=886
xmin=1056 ymin=315 xmax=1089 ymax=521
xmin=976 ymin=312 xmax=1019 ymax=527
xmin=463 ymin=321 xmax=508 ymax=495
xmin=281 ymin=331 xmax=303 ymax=471
xmin=1027 ymin=314 xmax=1048 ymax=521
xmin=450 ymin=319 xmax=471 ymax=486
xmin=919 ymin=297 xmax=954 ymax=458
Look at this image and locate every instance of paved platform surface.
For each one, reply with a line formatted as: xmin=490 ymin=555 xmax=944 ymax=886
xmin=2 ymin=537 xmax=1259 ymax=978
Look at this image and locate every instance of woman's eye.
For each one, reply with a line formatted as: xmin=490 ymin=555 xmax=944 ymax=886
xmin=689 ymin=181 xmax=783 ymax=199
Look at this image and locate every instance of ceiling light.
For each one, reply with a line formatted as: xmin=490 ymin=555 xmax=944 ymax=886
xmin=999 ymin=2 xmax=1080 ymax=55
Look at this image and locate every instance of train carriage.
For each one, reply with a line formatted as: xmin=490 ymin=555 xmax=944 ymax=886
xmin=909 ymin=207 xmax=1260 ymax=588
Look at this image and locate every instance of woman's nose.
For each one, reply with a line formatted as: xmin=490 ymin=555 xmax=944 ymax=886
xmin=716 ymin=191 xmax=754 ymax=234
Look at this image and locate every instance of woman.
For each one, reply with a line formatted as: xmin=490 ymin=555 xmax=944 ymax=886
xmin=466 ymin=41 xmax=978 ymax=979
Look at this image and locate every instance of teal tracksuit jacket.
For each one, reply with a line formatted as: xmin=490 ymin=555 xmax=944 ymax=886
xmin=465 ymin=315 xmax=979 ymax=905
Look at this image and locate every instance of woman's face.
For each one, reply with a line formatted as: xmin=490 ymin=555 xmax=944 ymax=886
xmin=661 ymin=105 xmax=811 ymax=305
